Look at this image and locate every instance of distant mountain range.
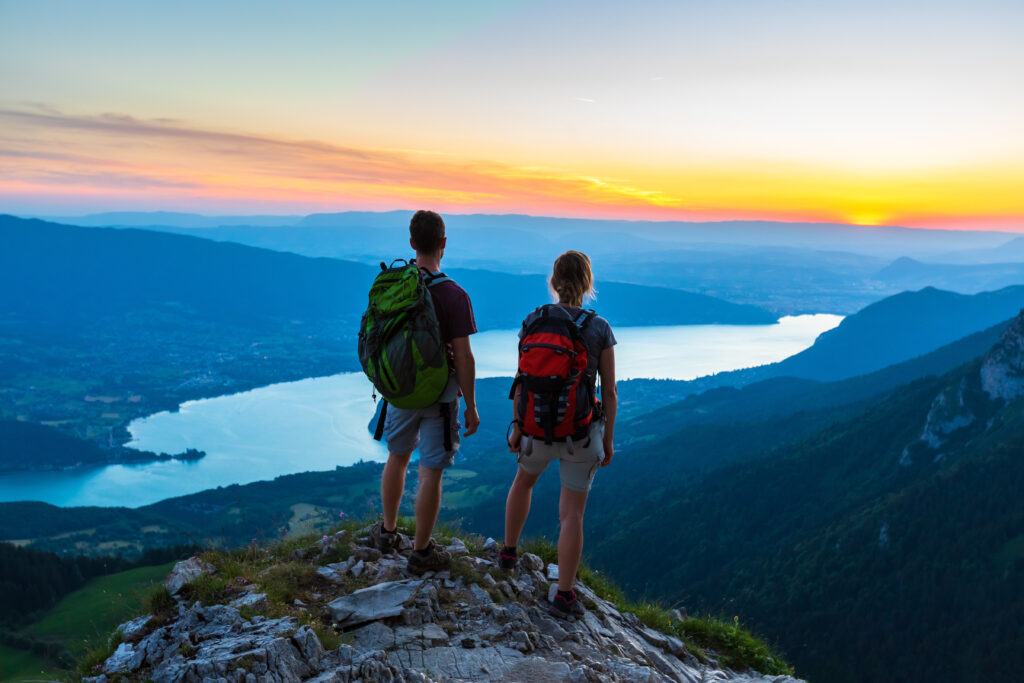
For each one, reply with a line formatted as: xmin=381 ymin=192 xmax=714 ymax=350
xmin=0 ymin=215 xmax=775 ymax=330
xmin=40 ymin=210 xmax=1016 ymax=258
xmin=874 ymin=256 xmax=1024 ymax=293
xmin=30 ymin=210 xmax=1024 ymax=315
xmin=672 ymin=286 xmax=1024 ymax=392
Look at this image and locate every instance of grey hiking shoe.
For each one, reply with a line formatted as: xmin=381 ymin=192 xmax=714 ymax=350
xmin=406 ymin=541 xmax=452 ymax=575
xmin=370 ymin=521 xmax=400 ymax=553
xmin=547 ymin=588 xmax=585 ymax=620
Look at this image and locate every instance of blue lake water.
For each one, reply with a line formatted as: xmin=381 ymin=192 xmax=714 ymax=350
xmin=0 ymin=315 xmax=840 ymax=508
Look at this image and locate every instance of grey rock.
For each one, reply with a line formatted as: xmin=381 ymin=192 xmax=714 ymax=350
xmin=467 ymin=556 xmax=495 ymax=571
xmin=446 ymin=537 xmax=470 ymax=557
xmin=483 ymin=537 xmax=499 ymax=553
xmin=316 ymin=565 xmax=344 ymax=583
xmin=350 ymin=621 xmax=396 ymax=650
xmin=95 ymin=530 xmax=807 ymax=683
xmin=547 ymin=563 xmax=560 ymax=581
xmin=117 ymin=614 xmax=151 ymax=643
xmin=103 ymin=642 xmax=143 ymax=674
xmin=508 ymin=657 xmax=571 ymax=680
xmin=421 ymin=623 xmax=449 ymax=645
xmin=228 ymin=592 xmax=268 ymax=610
xmin=163 ymin=556 xmax=214 ymax=595
xmin=469 ymin=583 xmax=494 ymax=604
xmin=327 ymin=579 xmax=424 ymax=626
xmin=350 ymin=558 xmax=366 ymax=577
xmin=353 ymin=547 xmax=382 ymax=562
xmin=520 ymin=552 xmax=544 ymax=572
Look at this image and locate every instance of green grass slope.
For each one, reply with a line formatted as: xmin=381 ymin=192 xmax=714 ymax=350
xmin=1 ymin=562 xmax=172 ymax=683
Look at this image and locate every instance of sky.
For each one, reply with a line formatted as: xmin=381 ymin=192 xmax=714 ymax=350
xmin=1 ymin=0 xmax=1023 ymax=230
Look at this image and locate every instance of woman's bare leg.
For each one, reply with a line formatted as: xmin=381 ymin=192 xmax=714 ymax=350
xmin=504 ymin=466 xmax=541 ymax=548
xmin=557 ymin=485 xmax=589 ymax=592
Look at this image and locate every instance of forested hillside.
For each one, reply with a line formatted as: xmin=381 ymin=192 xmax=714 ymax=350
xmin=586 ymin=314 xmax=1024 ymax=683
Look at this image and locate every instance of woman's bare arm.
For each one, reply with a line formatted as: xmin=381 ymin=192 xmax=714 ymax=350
xmin=598 ymin=346 xmax=617 ymax=466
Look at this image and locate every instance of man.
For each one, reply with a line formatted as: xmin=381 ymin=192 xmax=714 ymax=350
xmin=370 ymin=210 xmax=480 ymax=574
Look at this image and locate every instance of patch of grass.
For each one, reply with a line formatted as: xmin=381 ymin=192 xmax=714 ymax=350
xmin=316 ymin=539 xmax=352 ymax=566
xmin=260 ymin=562 xmax=318 ymax=607
xmin=677 ymin=615 xmax=794 ymax=676
xmin=76 ymin=628 xmax=122 ymax=680
xmin=146 ymin=585 xmax=176 ymax=627
xmin=0 ymin=643 xmax=60 ymax=683
xmin=576 ymin=566 xmax=626 ymax=605
xmin=448 ymin=557 xmax=483 ymax=586
xmin=630 ymin=601 xmax=675 ymax=633
xmin=520 ymin=537 xmax=558 ymax=565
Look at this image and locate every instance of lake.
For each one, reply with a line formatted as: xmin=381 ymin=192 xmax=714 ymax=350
xmin=0 ymin=315 xmax=840 ymax=507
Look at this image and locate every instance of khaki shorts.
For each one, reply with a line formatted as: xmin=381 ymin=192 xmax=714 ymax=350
xmin=517 ymin=422 xmax=604 ymax=492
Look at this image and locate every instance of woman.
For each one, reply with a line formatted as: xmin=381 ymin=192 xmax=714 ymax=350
xmin=501 ymin=250 xmax=617 ymax=619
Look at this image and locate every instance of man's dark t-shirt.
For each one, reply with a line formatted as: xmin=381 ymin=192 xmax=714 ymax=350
xmin=430 ymin=279 xmax=476 ymax=345
xmin=428 ymin=276 xmax=476 ymax=402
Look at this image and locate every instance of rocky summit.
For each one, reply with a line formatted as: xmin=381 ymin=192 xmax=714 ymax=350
xmin=83 ymin=525 xmax=803 ymax=683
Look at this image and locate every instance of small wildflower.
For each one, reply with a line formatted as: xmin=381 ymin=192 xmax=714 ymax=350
xmin=338 ymin=511 xmax=345 ymax=518
xmin=323 ymin=535 xmax=329 ymax=541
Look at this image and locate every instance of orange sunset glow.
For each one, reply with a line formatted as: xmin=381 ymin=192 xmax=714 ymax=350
xmin=2 ymin=1 xmax=1023 ymax=231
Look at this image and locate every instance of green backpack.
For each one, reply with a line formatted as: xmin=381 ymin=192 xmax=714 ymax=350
xmin=358 ymin=260 xmax=452 ymax=413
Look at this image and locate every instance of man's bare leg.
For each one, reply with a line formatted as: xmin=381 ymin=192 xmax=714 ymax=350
xmin=381 ymin=452 xmax=411 ymax=531
xmin=414 ymin=465 xmax=444 ymax=550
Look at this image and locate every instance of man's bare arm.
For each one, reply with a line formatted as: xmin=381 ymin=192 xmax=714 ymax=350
xmin=451 ymin=336 xmax=480 ymax=436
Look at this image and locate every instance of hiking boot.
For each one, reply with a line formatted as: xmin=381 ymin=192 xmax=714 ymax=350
xmin=547 ymin=588 xmax=585 ymax=620
xmin=369 ymin=521 xmax=400 ymax=553
xmin=406 ymin=541 xmax=452 ymax=575
xmin=498 ymin=545 xmax=518 ymax=571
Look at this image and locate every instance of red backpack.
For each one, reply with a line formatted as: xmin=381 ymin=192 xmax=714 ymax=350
xmin=509 ymin=305 xmax=598 ymax=444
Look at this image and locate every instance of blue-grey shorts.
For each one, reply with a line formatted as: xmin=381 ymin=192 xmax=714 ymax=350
xmin=517 ymin=421 xmax=604 ymax=492
xmin=384 ymin=399 xmax=461 ymax=470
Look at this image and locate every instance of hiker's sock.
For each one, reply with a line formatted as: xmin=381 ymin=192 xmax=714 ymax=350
xmin=501 ymin=545 xmax=517 ymax=555
xmin=557 ymin=589 xmax=575 ymax=601
xmin=414 ymin=546 xmax=432 ymax=557
xmin=383 ymin=525 xmax=396 ymax=534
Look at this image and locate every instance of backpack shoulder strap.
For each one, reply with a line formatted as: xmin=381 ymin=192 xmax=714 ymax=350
xmin=574 ymin=309 xmax=597 ymax=329
xmin=421 ymin=268 xmax=452 ymax=288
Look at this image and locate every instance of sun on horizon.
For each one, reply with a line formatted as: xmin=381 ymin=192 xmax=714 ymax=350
xmin=1 ymin=0 xmax=1022 ymax=232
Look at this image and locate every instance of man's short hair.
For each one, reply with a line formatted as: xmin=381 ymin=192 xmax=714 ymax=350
xmin=409 ymin=210 xmax=445 ymax=254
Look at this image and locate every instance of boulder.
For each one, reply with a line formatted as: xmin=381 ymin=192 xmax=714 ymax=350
xmin=520 ymin=552 xmax=544 ymax=572
xmin=228 ymin=591 xmax=268 ymax=610
xmin=163 ymin=556 xmax=214 ymax=596
xmin=446 ymin=537 xmax=469 ymax=557
xmin=327 ymin=579 xmax=424 ymax=627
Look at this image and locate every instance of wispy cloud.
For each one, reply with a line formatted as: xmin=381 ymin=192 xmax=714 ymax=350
xmin=2 ymin=105 xmax=1022 ymax=230
xmin=0 ymin=106 xmax=691 ymax=217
